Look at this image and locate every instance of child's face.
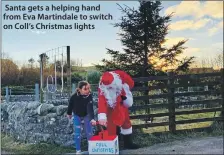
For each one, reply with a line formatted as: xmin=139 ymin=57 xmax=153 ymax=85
xmin=79 ymin=84 xmax=91 ymax=95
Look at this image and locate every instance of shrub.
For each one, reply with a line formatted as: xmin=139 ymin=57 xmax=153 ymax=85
xmin=86 ymin=71 xmax=101 ymax=84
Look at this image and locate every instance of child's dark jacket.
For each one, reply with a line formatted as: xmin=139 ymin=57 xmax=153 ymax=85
xmin=67 ymin=92 xmax=94 ymax=120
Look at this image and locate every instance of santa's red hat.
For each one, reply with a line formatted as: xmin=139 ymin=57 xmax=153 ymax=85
xmin=100 ymin=72 xmax=114 ymax=86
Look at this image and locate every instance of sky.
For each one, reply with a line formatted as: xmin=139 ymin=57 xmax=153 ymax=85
xmin=1 ymin=1 xmax=223 ymax=67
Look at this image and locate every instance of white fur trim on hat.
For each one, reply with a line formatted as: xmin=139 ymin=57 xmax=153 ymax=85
xmin=120 ymin=127 xmax=132 ymax=135
xmin=98 ymin=113 xmax=107 ymax=120
xmin=122 ymin=83 xmax=133 ymax=108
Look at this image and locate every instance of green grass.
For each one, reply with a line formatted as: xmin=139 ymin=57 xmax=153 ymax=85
xmin=131 ymin=107 xmax=221 ymax=133
xmin=132 ymin=121 xmax=223 ymax=147
xmin=81 ymin=66 xmax=97 ymax=71
xmin=1 ymin=133 xmax=76 ymax=154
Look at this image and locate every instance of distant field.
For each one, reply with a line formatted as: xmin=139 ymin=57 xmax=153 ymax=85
xmin=82 ymin=66 xmax=97 ymax=71
xmin=71 ymin=66 xmax=98 ymax=77
xmin=72 ymin=66 xmax=96 ymax=71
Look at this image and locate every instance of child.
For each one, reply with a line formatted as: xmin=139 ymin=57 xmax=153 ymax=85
xmin=67 ymin=81 xmax=96 ymax=154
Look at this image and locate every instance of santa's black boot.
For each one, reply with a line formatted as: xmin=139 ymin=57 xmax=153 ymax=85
xmin=123 ymin=134 xmax=140 ymax=149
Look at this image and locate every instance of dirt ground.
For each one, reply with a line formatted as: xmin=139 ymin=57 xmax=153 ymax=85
xmin=120 ymin=136 xmax=223 ymax=154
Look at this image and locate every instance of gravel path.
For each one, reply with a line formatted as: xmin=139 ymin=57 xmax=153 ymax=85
xmin=120 ymin=136 xmax=223 ymax=154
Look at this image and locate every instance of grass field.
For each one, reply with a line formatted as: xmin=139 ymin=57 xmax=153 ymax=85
xmin=130 ymin=107 xmax=221 ymax=133
xmin=1 ymin=134 xmax=77 ymax=154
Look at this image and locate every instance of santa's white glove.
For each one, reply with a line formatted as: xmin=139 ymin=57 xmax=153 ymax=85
xmin=98 ymin=119 xmax=107 ymax=127
xmin=122 ymin=83 xmax=133 ymax=108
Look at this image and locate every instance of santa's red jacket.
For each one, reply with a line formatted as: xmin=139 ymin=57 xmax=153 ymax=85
xmin=98 ymin=70 xmax=134 ymax=126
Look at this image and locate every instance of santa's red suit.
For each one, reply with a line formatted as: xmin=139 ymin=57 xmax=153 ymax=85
xmin=97 ymin=70 xmax=139 ymax=149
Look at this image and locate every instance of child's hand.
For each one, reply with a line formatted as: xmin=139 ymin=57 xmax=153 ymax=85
xmin=90 ymin=119 xmax=97 ymax=125
xmin=67 ymin=115 xmax=72 ymax=119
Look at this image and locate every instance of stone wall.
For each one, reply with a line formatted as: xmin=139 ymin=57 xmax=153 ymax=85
xmin=1 ymin=94 xmax=98 ymax=147
xmin=1 ymin=95 xmax=35 ymax=102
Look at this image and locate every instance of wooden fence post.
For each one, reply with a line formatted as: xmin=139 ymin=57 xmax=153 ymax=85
xmin=67 ymin=46 xmax=71 ymax=96
xmin=40 ymin=54 xmax=44 ymax=103
xmin=221 ymin=69 xmax=224 ymax=118
xmin=167 ymin=72 xmax=176 ymax=133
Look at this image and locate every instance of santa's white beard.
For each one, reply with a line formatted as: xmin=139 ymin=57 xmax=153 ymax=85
xmin=99 ymin=72 xmax=122 ymax=108
xmin=102 ymin=88 xmax=118 ymax=108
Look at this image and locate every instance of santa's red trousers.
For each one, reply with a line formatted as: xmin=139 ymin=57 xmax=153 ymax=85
xmin=106 ymin=106 xmax=132 ymax=136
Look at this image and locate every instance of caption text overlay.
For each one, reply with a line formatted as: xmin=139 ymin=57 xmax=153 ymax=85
xmin=2 ymin=4 xmax=113 ymax=31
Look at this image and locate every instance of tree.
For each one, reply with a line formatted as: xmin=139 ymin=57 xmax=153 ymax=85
xmin=190 ymin=50 xmax=223 ymax=71
xmin=86 ymin=70 xmax=102 ymax=84
xmin=95 ymin=1 xmax=194 ymax=77
xmin=1 ymin=59 xmax=20 ymax=85
xmin=28 ymin=58 xmax=35 ymax=68
xmin=71 ymin=73 xmax=84 ymax=83
xmin=39 ymin=53 xmax=50 ymax=68
xmin=1 ymin=51 xmax=10 ymax=59
xmin=18 ymin=66 xmax=39 ymax=85
xmin=213 ymin=52 xmax=223 ymax=70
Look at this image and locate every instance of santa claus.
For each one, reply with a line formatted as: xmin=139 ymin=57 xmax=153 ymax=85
xmin=97 ymin=70 xmax=140 ymax=149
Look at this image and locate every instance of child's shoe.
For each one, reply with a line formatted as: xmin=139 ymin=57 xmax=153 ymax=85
xmin=76 ymin=150 xmax=82 ymax=154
